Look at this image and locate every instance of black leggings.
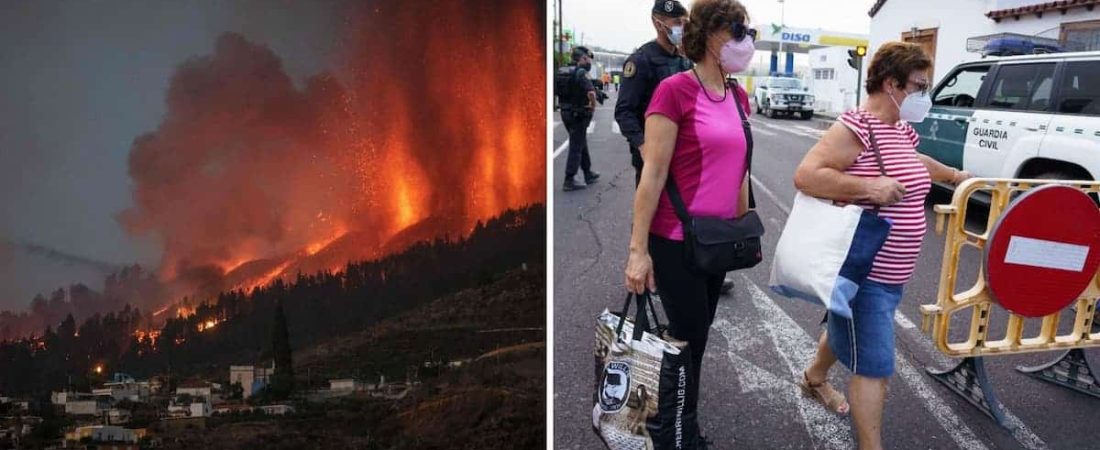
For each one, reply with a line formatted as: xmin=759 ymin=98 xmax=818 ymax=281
xmin=649 ymin=234 xmax=723 ymax=421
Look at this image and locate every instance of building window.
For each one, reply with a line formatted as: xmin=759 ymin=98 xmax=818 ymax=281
xmin=1062 ymin=20 xmax=1100 ymax=51
xmin=820 ymin=55 xmax=827 ymax=62
xmin=813 ymin=69 xmax=835 ymax=80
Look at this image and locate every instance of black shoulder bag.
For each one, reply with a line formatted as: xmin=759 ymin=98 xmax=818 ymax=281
xmin=665 ymin=78 xmax=765 ymax=276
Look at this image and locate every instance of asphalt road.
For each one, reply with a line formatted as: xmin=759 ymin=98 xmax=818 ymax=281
xmin=552 ymin=90 xmax=1099 ymax=450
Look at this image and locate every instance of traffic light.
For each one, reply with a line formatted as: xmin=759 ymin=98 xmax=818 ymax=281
xmin=847 ymin=45 xmax=867 ymax=70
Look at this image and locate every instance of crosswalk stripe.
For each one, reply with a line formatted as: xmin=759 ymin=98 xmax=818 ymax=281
xmin=748 ymin=175 xmax=1050 ymax=450
xmin=587 ymin=120 xmax=595 ymax=134
xmin=612 ymin=122 xmax=620 ymax=135
xmin=741 ymin=278 xmax=991 ymax=450
xmin=553 ymin=140 xmax=569 ymax=159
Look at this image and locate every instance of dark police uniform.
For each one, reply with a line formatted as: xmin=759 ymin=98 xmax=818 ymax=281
xmin=614 ymin=0 xmax=692 ymax=187
xmin=560 ymin=63 xmax=596 ymax=188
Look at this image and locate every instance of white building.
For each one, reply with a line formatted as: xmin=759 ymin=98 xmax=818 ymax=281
xmin=64 ymin=398 xmax=109 ymax=416
xmin=230 ymin=364 xmax=275 ymax=399
xmin=175 ymin=382 xmax=214 ymax=402
xmin=869 ymin=0 xmax=1100 ymax=84
xmin=107 ymin=408 xmax=132 ymax=425
xmin=329 ymin=379 xmax=360 ymax=392
xmin=258 ymin=404 xmax=295 ymax=416
xmin=808 ymin=47 xmax=863 ymax=114
xmin=189 ymin=402 xmax=211 ymax=418
xmin=65 ymin=425 xmax=140 ymax=444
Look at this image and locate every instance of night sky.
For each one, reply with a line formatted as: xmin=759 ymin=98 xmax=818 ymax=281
xmin=0 ymin=0 xmax=347 ymax=309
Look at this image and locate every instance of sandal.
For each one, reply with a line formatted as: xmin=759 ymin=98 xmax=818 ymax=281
xmin=799 ymin=371 xmax=850 ymax=416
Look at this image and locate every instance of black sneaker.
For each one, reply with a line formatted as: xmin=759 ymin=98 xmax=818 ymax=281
xmin=563 ymin=178 xmax=586 ymax=191
xmin=584 ymin=171 xmax=601 ymax=184
xmin=720 ymin=276 xmax=734 ymax=295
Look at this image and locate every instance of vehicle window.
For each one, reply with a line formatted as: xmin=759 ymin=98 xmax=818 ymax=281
xmin=986 ymin=63 xmax=1055 ymax=111
xmin=1057 ymin=61 xmax=1100 ymax=116
xmin=932 ymin=65 xmax=990 ymax=108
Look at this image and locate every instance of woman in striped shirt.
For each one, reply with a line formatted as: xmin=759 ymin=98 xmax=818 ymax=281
xmin=792 ymin=42 xmax=970 ymax=450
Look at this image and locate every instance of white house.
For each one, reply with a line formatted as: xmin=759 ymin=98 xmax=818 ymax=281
xmin=869 ymin=0 xmax=1100 ymax=84
xmin=230 ymin=363 xmax=275 ymax=399
xmin=64 ymin=399 xmax=109 ymax=416
xmin=329 ymin=379 xmax=360 ymax=392
xmin=175 ymin=382 xmax=214 ymax=402
xmin=189 ymin=402 xmax=212 ymax=418
xmin=808 ymin=46 xmax=863 ymax=114
xmin=106 ymin=408 xmax=132 ymax=425
xmin=258 ymin=404 xmax=295 ymax=416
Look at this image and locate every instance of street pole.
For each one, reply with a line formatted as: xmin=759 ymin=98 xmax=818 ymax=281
xmin=557 ymin=0 xmax=563 ymax=69
xmin=779 ymin=0 xmax=785 ymax=73
xmin=856 ymin=68 xmax=862 ymax=108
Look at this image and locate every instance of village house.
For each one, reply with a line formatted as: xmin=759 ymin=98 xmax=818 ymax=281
xmin=229 ymin=363 xmax=275 ymax=399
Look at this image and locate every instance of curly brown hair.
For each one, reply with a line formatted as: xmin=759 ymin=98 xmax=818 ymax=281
xmin=865 ymin=41 xmax=932 ymax=94
xmin=682 ymin=0 xmax=749 ymax=63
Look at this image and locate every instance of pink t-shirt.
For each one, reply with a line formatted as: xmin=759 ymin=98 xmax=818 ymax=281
xmin=645 ymin=71 xmax=751 ymax=241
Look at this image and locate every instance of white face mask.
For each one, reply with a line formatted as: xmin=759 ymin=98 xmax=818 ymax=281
xmin=890 ymin=88 xmax=932 ymax=123
xmin=656 ymin=19 xmax=684 ymax=47
xmin=668 ymin=25 xmax=684 ymax=46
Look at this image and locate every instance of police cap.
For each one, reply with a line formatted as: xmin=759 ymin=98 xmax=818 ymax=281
xmin=653 ymin=0 xmax=687 ymax=17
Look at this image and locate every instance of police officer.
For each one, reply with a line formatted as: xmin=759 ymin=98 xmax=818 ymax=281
xmin=615 ymin=0 xmax=691 ymax=188
xmin=616 ymin=1 xmax=735 ymax=294
xmin=558 ymin=46 xmax=601 ymax=192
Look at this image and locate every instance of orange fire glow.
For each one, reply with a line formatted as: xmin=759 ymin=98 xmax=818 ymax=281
xmin=197 ymin=319 xmax=219 ymax=332
xmin=305 ymin=227 xmax=348 ymax=256
xmin=117 ymin=1 xmax=543 ymax=316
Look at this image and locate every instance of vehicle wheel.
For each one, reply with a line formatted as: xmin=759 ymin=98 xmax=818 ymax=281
xmin=755 ymin=100 xmax=762 ymax=114
xmin=766 ymin=103 xmax=777 ymax=119
xmin=801 ymin=111 xmax=813 ymax=120
xmin=1034 ymin=171 xmax=1098 ymax=205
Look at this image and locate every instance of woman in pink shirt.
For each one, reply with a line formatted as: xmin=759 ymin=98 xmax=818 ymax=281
xmin=623 ymin=0 xmax=756 ymax=445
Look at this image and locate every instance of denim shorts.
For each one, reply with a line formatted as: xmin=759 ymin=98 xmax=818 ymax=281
xmin=826 ymin=280 xmax=905 ymax=378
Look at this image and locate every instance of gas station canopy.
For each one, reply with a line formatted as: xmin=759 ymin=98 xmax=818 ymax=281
xmin=753 ymin=24 xmax=868 ymax=74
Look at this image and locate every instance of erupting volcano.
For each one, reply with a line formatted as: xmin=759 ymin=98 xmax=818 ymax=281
xmin=116 ymin=1 xmax=545 ymax=308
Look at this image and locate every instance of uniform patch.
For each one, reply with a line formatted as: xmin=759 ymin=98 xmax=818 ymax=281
xmin=664 ymin=1 xmax=674 ymax=12
xmin=624 ymin=61 xmax=636 ymax=78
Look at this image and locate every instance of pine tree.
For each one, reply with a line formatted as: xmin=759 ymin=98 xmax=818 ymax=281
xmin=270 ymin=300 xmax=294 ymax=399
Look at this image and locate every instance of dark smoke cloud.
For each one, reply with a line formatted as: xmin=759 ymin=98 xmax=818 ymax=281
xmin=117 ymin=33 xmax=363 ymax=280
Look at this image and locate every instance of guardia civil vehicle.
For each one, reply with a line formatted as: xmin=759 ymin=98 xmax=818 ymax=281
xmin=915 ymin=50 xmax=1100 ymax=188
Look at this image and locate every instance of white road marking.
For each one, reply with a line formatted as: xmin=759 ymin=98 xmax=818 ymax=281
xmin=750 ymin=175 xmax=793 ymax=216
xmin=893 ymin=311 xmax=917 ymax=329
xmin=891 ymin=351 xmax=991 ymax=450
xmin=612 ymin=122 xmax=620 ymax=135
xmin=739 ymin=279 xmax=854 ymax=450
xmin=553 ymin=121 xmax=562 ymax=128
xmin=553 ymin=140 xmax=569 ymax=159
xmin=747 ymin=171 xmax=1050 ymax=450
xmin=752 ymin=126 xmax=777 ymax=137
xmin=587 ymin=120 xmax=595 ymax=134
xmin=742 ymin=278 xmax=990 ymax=450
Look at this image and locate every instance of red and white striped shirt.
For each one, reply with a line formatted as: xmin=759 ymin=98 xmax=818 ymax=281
xmin=839 ymin=108 xmax=932 ymax=285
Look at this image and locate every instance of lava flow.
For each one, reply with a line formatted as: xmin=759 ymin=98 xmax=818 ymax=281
xmin=115 ymin=0 xmax=545 ymax=306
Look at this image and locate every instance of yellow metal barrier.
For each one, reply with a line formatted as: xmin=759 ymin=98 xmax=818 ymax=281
xmin=920 ymin=178 xmax=1100 ymax=357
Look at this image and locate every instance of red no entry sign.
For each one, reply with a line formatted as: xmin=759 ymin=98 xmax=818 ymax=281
xmin=985 ymin=185 xmax=1100 ymax=318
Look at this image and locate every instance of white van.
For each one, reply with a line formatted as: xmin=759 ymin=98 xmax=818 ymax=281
xmin=914 ymin=51 xmax=1100 ymax=186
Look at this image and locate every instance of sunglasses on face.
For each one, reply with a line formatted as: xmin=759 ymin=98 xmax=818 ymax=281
xmin=732 ymin=23 xmax=757 ymax=42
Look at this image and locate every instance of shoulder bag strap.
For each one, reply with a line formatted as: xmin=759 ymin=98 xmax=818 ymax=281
xmin=862 ymin=113 xmax=888 ymax=214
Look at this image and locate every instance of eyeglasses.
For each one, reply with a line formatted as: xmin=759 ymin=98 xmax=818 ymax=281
xmin=732 ymin=23 xmax=757 ymax=42
xmin=907 ymin=79 xmax=930 ymax=95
